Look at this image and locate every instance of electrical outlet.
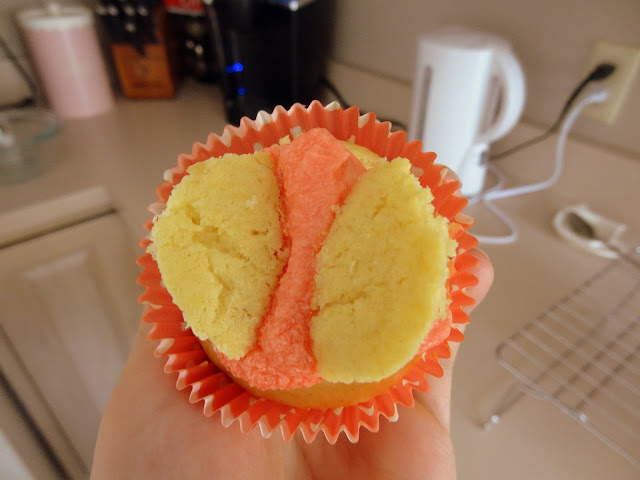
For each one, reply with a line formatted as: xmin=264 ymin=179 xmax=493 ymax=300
xmin=581 ymin=41 xmax=640 ymax=124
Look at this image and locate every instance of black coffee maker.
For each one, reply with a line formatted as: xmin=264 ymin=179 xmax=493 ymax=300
xmin=203 ymin=0 xmax=334 ymax=125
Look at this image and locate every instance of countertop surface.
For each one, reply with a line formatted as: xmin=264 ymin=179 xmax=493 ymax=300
xmin=1 ymin=81 xmax=639 ymax=478
xmin=0 ymin=81 xmax=228 ymax=246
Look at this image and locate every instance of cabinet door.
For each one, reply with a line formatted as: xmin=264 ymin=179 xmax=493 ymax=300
xmin=0 ymin=213 xmax=141 ymax=476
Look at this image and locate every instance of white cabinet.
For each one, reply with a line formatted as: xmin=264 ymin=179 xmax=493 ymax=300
xmin=0 ymin=212 xmax=140 ymax=479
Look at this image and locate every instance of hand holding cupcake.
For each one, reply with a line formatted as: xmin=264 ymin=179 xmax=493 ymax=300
xmin=93 ymin=102 xmax=492 ymax=468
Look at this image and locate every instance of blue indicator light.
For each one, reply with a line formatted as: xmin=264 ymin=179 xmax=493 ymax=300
xmin=226 ymin=62 xmax=244 ymax=73
xmin=237 ymin=87 xmax=246 ymax=96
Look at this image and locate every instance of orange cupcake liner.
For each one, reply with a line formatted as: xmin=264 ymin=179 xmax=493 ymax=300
xmin=137 ymin=101 xmax=478 ymax=443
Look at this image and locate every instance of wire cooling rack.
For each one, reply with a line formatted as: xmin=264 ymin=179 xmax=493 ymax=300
xmin=484 ymin=256 xmax=640 ymax=468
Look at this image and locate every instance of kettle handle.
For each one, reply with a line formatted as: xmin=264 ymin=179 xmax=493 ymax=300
xmin=476 ymin=47 xmax=526 ymax=144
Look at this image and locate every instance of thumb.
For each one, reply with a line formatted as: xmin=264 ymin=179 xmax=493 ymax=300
xmin=415 ymin=248 xmax=494 ymax=427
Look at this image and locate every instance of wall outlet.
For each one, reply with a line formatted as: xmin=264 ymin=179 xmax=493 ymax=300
xmin=582 ymin=41 xmax=640 ymax=125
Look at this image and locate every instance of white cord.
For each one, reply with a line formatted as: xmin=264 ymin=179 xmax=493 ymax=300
xmin=473 ymin=87 xmax=609 ymax=245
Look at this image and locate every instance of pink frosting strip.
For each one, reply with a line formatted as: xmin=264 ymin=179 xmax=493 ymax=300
xmin=216 ymin=128 xmax=366 ymax=390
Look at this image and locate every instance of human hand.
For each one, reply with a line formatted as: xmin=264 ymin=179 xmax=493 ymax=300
xmin=91 ymin=249 xmax=493 ymax=480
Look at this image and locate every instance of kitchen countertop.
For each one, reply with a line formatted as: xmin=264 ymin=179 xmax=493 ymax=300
xmin=456 ymin=124 xmax=640 ymax=478
xmin=1 ymin=80 xmax=638 ymax=478
xmin=0 ymin=81 xmax=228 ymax=247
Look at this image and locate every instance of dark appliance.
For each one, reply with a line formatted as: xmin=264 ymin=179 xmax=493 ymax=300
xmin=203 ymin=0 xmax=334 ymax=125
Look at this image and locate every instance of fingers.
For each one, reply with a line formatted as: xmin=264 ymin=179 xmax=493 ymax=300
xmin=443 ymin=167 xmax=461 ymax=186
xmin=415 ymin=248 xmax=494 ymax=427
xmin=444 ymin=248 xmax=493 ymax=368
xmin=460 ymin=248 xmax=494 ymax=323
xmin=466 ymin=248 xmax=494 ymax=308
xmin=446 ymin=247 xmax=494 ymax=365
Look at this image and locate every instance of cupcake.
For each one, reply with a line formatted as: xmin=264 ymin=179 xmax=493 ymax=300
xmin=137 ymin=101 xmax=478 ymax=443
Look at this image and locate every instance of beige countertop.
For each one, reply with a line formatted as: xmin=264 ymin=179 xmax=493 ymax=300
xmin=455 ymin=126 xmax=640 ymax=478
xmin=1 ymin=80 xmax=638 ymax=478
xmin=0 ymin=81 xmax=228 ymax=247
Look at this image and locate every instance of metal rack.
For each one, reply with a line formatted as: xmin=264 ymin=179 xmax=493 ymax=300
xmin=484 ymin=256 xmax=640 ymax=469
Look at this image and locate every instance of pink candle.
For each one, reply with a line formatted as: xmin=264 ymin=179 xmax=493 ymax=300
xmin=19 ymin=5 xmax=114 ymax=118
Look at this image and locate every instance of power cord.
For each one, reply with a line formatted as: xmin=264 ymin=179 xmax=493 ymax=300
xmin=490 ymin=63 xmax=616 ymax=160
xmin=471 ymin=87 xmax=610 ymax=245
xmin=320 ymin=76 xmax=409 ymax=131
xmin=320 ymin=68 xmax=615 ymax=245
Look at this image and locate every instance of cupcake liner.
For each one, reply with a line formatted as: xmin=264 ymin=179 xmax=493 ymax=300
xmin=137 ymin=101 xmax=478 ymax=443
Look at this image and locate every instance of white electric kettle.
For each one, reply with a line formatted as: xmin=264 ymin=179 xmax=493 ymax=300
xmin=408 ymin=26 xmax=526 ymax=196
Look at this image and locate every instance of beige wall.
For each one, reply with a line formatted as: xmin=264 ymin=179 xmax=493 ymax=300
xmin=331 ymin=0 xmax=640 ymax=157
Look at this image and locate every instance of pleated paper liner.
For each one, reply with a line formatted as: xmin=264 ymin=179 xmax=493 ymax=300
xmin=137 ymin=101 xmax=478 ymax=444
